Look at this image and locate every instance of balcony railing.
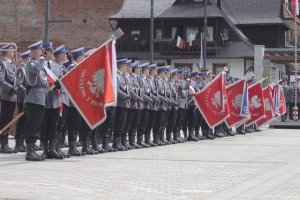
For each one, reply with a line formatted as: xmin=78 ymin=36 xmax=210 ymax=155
xmin=116 ymin=39 xmax=221 ymax=55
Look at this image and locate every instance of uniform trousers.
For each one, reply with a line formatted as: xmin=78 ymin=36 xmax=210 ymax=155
xmin=40 ymin=108 xmax=60 ymax=143
xmin=166 ymin=107 xmax=177 ymax=134
xmin=138 ymin=109 xmax=150 ymax=137
xmin=67 ymin=107 xmax=80 ymax=142
xmin=145 ymin=110 xmax=157 ymax=135
xmin=23 ymin=103 xmax=45 ymax=144
xmin=99 ymin=107 xmax=116 ymax=140
xmin=130 ymin=109 xmax=142 ymax=137
xmin=153 ymin=110 xmax=166 ymax=136
xmin=0 ymin=100 xmax=15 ymax=141
xmin=114 ymin=107 xmax=128 ymax=138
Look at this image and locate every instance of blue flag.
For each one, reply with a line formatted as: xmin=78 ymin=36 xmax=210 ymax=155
xmin=241 ymin=81 xmax=250 ymax=116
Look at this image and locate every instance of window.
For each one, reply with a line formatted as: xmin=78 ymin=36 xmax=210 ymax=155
xmin=156 ymin=29 xmax=162 ymax=39
xmin=206 ymin=26 xmax=214 ymax=42
xmin=221 ymin=29 xmax=229 ymax=41
xmin=130 ymin=30 xmax=141 ymax=41
xmin=285 ymin=30 xmax=294 ymax=47
xmin=171 ymin=27 xmax=178 ymax=40
xmin=186 ymin=27 xmax=199 ymax=43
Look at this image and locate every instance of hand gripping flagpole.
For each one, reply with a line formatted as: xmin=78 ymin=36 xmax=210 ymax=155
xmin=293 ymin=0 xmax=299 ymax=121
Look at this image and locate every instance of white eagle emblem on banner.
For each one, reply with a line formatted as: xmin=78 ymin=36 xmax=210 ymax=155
xmin=264 ymin=98 xmax=271 ymax=111
xmin=232 ymin=94 xmax=242 ymax=109
xmin=250 ymin=95 xmax=261 ymax=110
xmin=87 ymin=69 xmax=105 ymax=98
xmin=211 ymin=91 xmax=221 ymax=108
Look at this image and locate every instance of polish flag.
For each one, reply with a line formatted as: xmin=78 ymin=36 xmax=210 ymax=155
xmin=176 ymin=36 xmax=185 ymax=49
xmin=43 ymin=64 xmax=58 ymax=84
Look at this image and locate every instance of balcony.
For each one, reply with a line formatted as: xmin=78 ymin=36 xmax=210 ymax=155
xmin=116 ymin=39 xmax=221 ymax=56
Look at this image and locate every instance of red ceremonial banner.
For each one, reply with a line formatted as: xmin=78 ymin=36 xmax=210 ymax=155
xmin=279 ymin=86 xmax=287 ymax=115
xmin=245 ymin=82 xmax=265 ymax=126
xmin=225 ymin=79 xmax=249 ymax=128
xmin=60 ymin=40 xmax=116 ymax=129
xmin=256 ymin=86 xmax=275 ymax=127
xmin=194 ymin=72 xmax=229 ymax=128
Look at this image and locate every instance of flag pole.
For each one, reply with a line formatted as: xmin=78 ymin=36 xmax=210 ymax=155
xmin=293 ymin=0 xmax=299 ymax=121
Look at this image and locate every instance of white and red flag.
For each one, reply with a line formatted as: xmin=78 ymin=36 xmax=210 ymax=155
xmin=176 ymin=36 xmax=185 ymax=49
xmin=43 ymin=64 xmax=58 ymax=84
xmin=59 ymin=40 xmax=116 ymax=129
xmin=279 ymin=86 xmax=287 ymax=115
xmin=245 ymin=82 xmax=265 ymax=126
xmin=256 ymin=86 xmax=275 ymax=127
xmin=225 ymin=79 xmax=250 ymax=128
xmin=194 ymin=72 xmax=229 ymax=128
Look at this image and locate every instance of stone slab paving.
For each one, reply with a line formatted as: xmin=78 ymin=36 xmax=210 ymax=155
xmin=0 ymin=128 xmax=299 ymax=200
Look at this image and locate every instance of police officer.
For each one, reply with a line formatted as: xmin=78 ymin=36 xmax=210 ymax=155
xmin=113 ymin=59 xmax=131 ymax=151
xmin=153 ymin=66 xmax=168 ymax=146
xmin=195 ymin=72 xmax=206 ymax=140
xmin=0 ymin=44 xmax=17 ymax=153
xmin=23 ymin=40 xmax=48 ymax=161
xmin=185 ymin=72 xmax=200 ymax=141
xmin=174 ymin=69 xmax=188 ymax=142
xmin=145 ymin=64 xmax=159 ymax=147
xmin=40 ymin=43 xmax=65 ymax=159
xmin=14 ymin=50 xmax=31 ymax=152
xmin=137 ymin=63 xmax=153 ymax=147
xmin=166 ymin=69 xmax=179 ymax=143
xmin=161 ymin=66 xmax=173 ymax=145
xmin=68 ymin=47 xmax=98 ymax=155
xmin=123 ymin=60 xmax=140 ymax=150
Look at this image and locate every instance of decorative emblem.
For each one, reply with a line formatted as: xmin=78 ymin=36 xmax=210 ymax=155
xmin=232 ymin=94 xmax=242 ymax=109
xmin=250 ymin=95 xmax=261 ymax=110
xmin=264 ymin=98 xmax=271 ymax=111
xmin=87 ymin=69 xmax=105 ymax=98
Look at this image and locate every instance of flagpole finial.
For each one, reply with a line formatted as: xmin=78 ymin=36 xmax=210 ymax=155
xmin=110 ymin=28 xmax=124 ymax=40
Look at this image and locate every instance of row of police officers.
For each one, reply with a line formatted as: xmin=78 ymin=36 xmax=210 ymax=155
xmin=0 ymin=41 xmax=260 ymax=161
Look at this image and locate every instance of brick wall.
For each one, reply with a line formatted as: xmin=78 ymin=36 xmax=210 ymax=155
xmin=0 ymin=0 xmax=123 ymax=51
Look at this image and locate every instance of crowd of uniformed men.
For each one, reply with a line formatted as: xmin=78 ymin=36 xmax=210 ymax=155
xmin=0 ymin=40 xmax=289 ymax=162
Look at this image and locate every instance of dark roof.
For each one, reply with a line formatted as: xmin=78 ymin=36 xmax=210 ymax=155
xmin=216 ymin=41 xmax=254 ymax=58
xmin=157 ymin=3 xmax=221 ymax=19
xmin=221 ymin=0 xmax=283 ymax=25
xmin=110 ymin=0 xmax=176 ymax=19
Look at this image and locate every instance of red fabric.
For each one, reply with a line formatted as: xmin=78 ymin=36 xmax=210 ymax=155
xmin=60 ymin=41 xmax=115 ymax=129
xmin=245 ymin=82 xmax=265 ymax=126
xmin=279 ymin=86 xmax=287 ymax=115
xmin=194 ymin=72 xmax=229 ymax=128
xmin=225 ymin=79 xmax=249 ymax=128
xmin=256 ymin=86 xmax=274 ymax=127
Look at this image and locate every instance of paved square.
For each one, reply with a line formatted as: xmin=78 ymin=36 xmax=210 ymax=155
xmin=0 ymin=128 xmax=300 ymax=200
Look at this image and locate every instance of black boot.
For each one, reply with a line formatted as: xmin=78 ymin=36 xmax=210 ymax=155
xmin=82 ymin=140 xmax=97 ymax=155
xmin=68 ymin=141 xmax=82 ymax=156
xmin=0 ymin=138 xmax=17 ymax=153
xmin=102 ymin=138 xmax=115 ymax=152
xmin=47 ymin=141 xmax=64 ymax=159
xmin=166 ymin=132 xmax=176 ymax=144
xmin=227 ymin=129 xmax=235 ymax=136
xmin=187 ymin=131 xmax=198 ymax=141
xmin=145 ymin=133 xmax=156 ymax=147
xmin=137 ymin=135 xmax=149 ymax=148
xmin=15 ymin=138 xmax=26 ymax=152
xmin=91 ymin=137 xmax=106 ymax=153
xmin=129 ymin=135 xmax=141 ymax=149
xmin=195 ymin=130 xmax=203 ymax=140
xmin=159 ymin=131 xmax=168 ymax=145
xmin=61 ymin=131 xmax=69 ymax=148
xmin=153 ymin=134 xmax=163 ymax=146
xmin=112 ymin=137 xmax=125 ymax=151
xmin=121 ymin=136 xmax=131 ymax=150
xmin=206 ymin=129 xmax=215 ymax=140
xmin=56 ymin=140 xmax=70 ymax=158
xmin=25 ymin=143 xmax=45 ymax=161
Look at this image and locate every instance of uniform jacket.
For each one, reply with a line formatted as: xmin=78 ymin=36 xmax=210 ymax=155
xmin=177 ymin=79 xmax=188 ymax=109
xmin=24 ymin=57 xmax=48 ymax=106
xmin=154 ymin=76 xmax=168 ymax=111
xmin=45 ymin=60 xmax=64 ymax=109
xmin=140 ymin=74 xmax=153 ymax=110
xmin=147 ymin=76 xmax=159 ymax=111
xmin=117 ymin=70 xmax=130 ymax=108
xmin=0 ymin=57 xmax=16 ymax=102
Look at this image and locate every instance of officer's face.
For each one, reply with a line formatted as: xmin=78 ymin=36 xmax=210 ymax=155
xmin=150 ymin=69 xmax=157 ymax=76
xmin=22 ymin=57 xmax=31 ymax=64
xmin=45 ymin=50 xmax=54 ymax=60
xmin=172 ymin=75 xmax=178 ymax=81
xmin=76 ymin=55 xmax=85 ymax=63
xmin=135 ymin=68 xmax=141 ymax=75
xmin=126 ymin=66 xmax=132 ymax=73
xmin=118 ymin=64 xmax=127 ymax=72
xmin=143 ymin=69 xmax=149 ymax=75
xmin=32 ymin=48 xmax=43 ymax=58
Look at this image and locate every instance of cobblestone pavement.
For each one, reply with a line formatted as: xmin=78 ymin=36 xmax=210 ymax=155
xmin=0 ymin=128 xmax=300 ymax=200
